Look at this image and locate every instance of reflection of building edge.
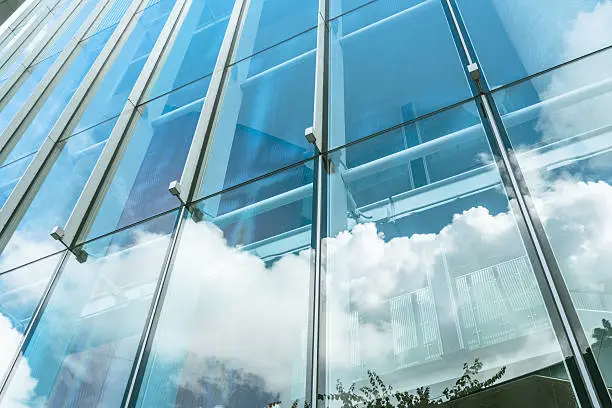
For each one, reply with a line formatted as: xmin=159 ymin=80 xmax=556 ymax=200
xmin=344 ymin=255 xmax=551 ymax=381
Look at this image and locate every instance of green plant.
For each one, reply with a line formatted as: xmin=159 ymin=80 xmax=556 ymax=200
xmin=269 ymin=358 xmax=506 ymax=408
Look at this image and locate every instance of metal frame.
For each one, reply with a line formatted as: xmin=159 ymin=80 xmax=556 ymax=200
xmin=53 ymin=0 xmax=190 ymax=253
xmin=443 ymin=0 xmax=612 ymax=406
xmin=0 ymin=250 xmax=69 ymax=400
xmin=0 ymin=0 xmax=114 ymax=163
xmin=0 ymin=0 xmax=43 ymax=39
xmin=0 ymin=0 xmax=84 ymax=108
xmin=0 ymin=0 xmax=150 ymax=255
xmin=306 ymin=0 xmax=328 ymax=406
xmin=0 ymin=3 xmax=52 ymax=76
xmin=121 ymin=206 xmax=186 ymax=407
xmin=169 ymin=0 xmax=248 ymax=207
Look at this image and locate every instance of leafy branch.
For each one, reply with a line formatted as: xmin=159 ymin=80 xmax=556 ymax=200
xmin=269 ymin=358 xmax=506 ymax=408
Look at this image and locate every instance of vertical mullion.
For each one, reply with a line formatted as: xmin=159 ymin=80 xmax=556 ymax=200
xmin=0 ymin=5 xmax=49 ymax=75
xmin=443 ymin=0 xmax=611 ymax=407
xmin=53 ymin=0 xmax=190 ymax=251
xmin=0 ymin=0 xmax=149 ymax=253
xmin=0 ymin=250 xmax=70 ymax=400
xmin=172 ymin=0 xmax=248 ymax=206
xmin=121 ymin=206 xmax=186 ymax=407
xmin=306 ymin=0 xmax=329 ymax=406
xmin=0 ymin=0 xmax=114 ymax=162
xmin=0 ymin=0 xmax=85 ymax=107
xmin=0 ymin=0 xmax=43 ymax=43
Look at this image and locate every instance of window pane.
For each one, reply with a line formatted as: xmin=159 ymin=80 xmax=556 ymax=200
xmin=323 ymin=101 xmax=579 ymax=406
xmin=0 ymin=56 xmax=56 ymax=137
xmin=0 ymin=24 xmax=117 ymax=170
xmin=232 ymin=0 xmax=317 ymax=63
xmin=85 ymin=78 xmax=209 ymax=241
xmin=0 ymin=253 xmax=62 ymax=383
xmin=143 ymin=0 xmax=234 ymax=102
xmin=0 ymin=211 xmax=178 ymax=408
xmin=135 ymin=162 xmax=314 ymax=407
xmin=329 ymin=0 xmax=472 ymax=148
xmin=0 ymin=153 xmax=34 ymax=208
xmin=0 ymin=118 xmax=117 ymax=273
xmin=0 ymin=4 xmax=63 ymax=83
xmin=70 ymin=0 xmax=176 ymax=136
xmin=198 ymin=29 xmax=316 ymax=199
xmin=494 ymin=48 xmax=612 ymax=386
xmin=32 ymin=0 xmax=103 ymax=65
xmin=456 ymin=0 xmax=612 ymax=89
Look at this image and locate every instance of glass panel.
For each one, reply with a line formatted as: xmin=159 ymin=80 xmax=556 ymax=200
xmin=0 ymin=7 xmax=59 ymax=82
xmin=0 ymin=253 xmax=62 ymax=383
xmin=198 ymin=29 xmax=316 ymax=199
xmin=322 ymin=101 xmax=579 ymax=406
xmin=456 ymin=0 xmax=612 ymax=89
xmin=0 ymin=153 xmax=34 ymax=208
xmin=328 ymin=0 xmax=472 ymax=148
xmin=232 ymin=0 xmax=317 ymax=63
xmin=31 ymin=0 xmax=103 ymax=65
xmin=0 ymin=24 xmax=117 ymax=169
xmin=494 ymin=48 xmax=612 ymax=386
xmin=70 ymin=0 xmax=176 ymax=136
xmin=0 ymin=56 xmax=56 ymax=137
xmin=143 ymin=0 xmax=234 ymax=102
xmin=83 ymin=0 xmax=134 ymax=40
xmin=0 ymin=118 xmax=117 ymax=273
xmin=0 ymin=210 xmax=178 ymax=408
xmin=135 ymin=162 xmax=314 ymax=407
xmin=85 ymin=78 xmax=209 ymax=241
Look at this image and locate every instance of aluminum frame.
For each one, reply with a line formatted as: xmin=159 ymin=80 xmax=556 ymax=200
xmin=0 ymin=0 xmax=114 ymax=163
xmin=0 ymin=0 xmax=150 ymax=255
xmin=0 ymin=250 xmax=69 ymax=400
xmin=0 ymin=0 xmax=84 ymax=108
xmin=443 ymin=0 xmax=612 ymax=406
xmin=54 ymin=0 xmax=190 ymax=251
xmin=169 ymin=0 xmax=248 ymax=206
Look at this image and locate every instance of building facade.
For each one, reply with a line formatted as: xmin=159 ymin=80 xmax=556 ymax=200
xmin=0 ymin=0 xmax=609 ymax=406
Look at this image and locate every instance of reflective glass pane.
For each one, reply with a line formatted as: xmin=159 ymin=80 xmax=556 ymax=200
xmin=0 ymin=8 xmax=59 ymax=83
xmin=85 ymin=78 xmax=209 ymax=241
xmin=329 ymin=0 xmax=472 ymax=148
xmin=233 ymin=0 xmax=317 ymax=63
xmin=322 ymin=101 xmax=579 ymax=406
xmin=457 ymin=0 xmax=612 ymax=89
xmin=31 ymin=0 xmax=103 ymax=65
xmin=135 ymin=162 xmax=314 ymax=407
xmin=0 ymin=24 xmax=116 ymax=168
xmin=0 ymin=253 xmax=62 ymax=384
xmin=143 ymin=0 xmax=234 ymax=102
xmin=70 ymin=0 xmax=176 ymax=136
xmin=0 ymin=56 xmax=56 ymax=137
xmin=0 ymin=118 xmax=117 ymax=273
xmin=0 ymin=210 xmax=178 ymax=408
xmin=199 ymin=29 xmax=316 ymax=199
xmin=0 ymin=153 xmax=34 ymax=208
xmin=494 ymin=48 xmax=612 ymax=386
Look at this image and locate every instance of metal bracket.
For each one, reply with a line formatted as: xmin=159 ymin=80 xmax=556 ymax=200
xmin=169 ymin=180 xmax=203 ymax=222
xmin=305 ymin=127 xmax=319 ymax=152
xmin=467 ymin=62 xmax=480 ymax=81
xmin=168 ymin=180 xmax=182 ymax=200
xmin=50 ymin=226 xmax=88 ymax=263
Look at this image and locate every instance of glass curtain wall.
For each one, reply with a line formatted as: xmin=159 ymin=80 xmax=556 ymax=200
xmin=1 ymin=0 xmax=612 ymax=407
xmin=0 ymin=0 xmax=176 ymax=272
